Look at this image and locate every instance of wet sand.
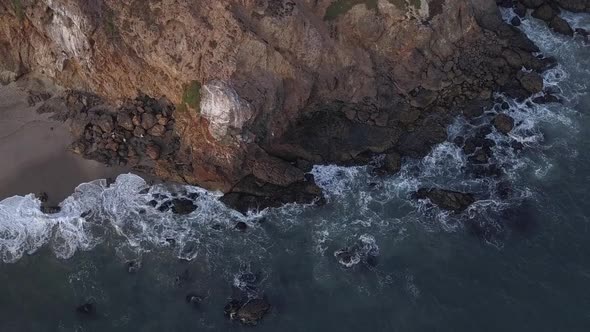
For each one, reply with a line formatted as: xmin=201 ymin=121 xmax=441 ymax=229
xmin=0 ymin=81 xmax=129 ymax=205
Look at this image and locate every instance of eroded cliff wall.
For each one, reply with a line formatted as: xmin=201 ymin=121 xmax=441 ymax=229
xmin=0 ymin=0 xmax=549 ymax=211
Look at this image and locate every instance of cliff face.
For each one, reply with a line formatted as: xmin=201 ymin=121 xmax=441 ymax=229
xmin=0 ymin=0 xmax=547 ymax=210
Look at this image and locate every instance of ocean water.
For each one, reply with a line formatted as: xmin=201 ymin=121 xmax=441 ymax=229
xmin=1 ymin=11 xmax=590 ymax=332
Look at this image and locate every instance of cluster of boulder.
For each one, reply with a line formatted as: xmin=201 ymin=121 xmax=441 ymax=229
xmin=67 ymin=92 xmax=180 ymax=168
xmin=223 ymin=270 xmax=271 ymax=326
xmin=500 ymin=0 xmax=589 ymax=38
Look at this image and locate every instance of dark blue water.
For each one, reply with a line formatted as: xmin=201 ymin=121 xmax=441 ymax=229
xmin=1 ymin=10 xmax=589 ymax=332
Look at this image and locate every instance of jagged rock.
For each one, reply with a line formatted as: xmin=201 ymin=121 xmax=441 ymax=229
xmin=413 ymin=188 xmax=476 ymax=212
xmin=493 ymin=113 xmax=515 ymax=134
xmin=96 ymin=115 xmax=114 ymax=133
xmin=141 ymin=113 xmax=156 ymax=130
xmin=468 ymin=149 xmax=491 ymax=164
xmin=510 ymin=16 xmax=522 ymax=26
xmin=550 ymin=16 xmax=574 ymax=36
xmin=532 ymin=4 xmax=556 ymax=21
xmin=117 ymin=112 xmax=135 ymax=131
xmin=147 ymin=124 xmax=166 ymax=137
xmin=133 ymin=126 xmax=146 ymax=137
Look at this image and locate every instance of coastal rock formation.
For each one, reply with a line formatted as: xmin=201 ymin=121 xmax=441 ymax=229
xmin=0 ymin=0 xmax=552 ymax=211
xmin=414 ymin=188 xmax=476 ymax=212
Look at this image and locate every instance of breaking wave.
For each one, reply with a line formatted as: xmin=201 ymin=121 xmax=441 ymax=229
xmin=0 ymin=9 xmax=587 ymax=273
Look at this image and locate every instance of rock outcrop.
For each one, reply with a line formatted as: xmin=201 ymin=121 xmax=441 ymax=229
xmin=0 ymin=0 xmax=553 ymax=212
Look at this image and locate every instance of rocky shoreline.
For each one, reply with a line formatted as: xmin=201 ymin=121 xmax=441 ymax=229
xmin=0 ymin=0 xmax=585 ymax=218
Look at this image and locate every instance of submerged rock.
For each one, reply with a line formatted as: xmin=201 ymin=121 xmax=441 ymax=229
xmin=36 ymin=192 xmax=48 ymax=203
xmin=224 ymin=297 xmax=271 ymax=326
xmin=185 ymin=293 xmax=203 ymax=308
xmin=76 ymin=302 xmax=96 ymax=316
xmin=334 ymin=235 xmax=380 ymax=268
xmin=414 ymin=188 xmax=476 ymax=213
xmin=235 ymin=221 xmax=249 ymax=232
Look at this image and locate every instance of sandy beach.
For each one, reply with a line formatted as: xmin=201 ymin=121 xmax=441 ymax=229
xmin=0 ymin=80 xmax=129 ymax=205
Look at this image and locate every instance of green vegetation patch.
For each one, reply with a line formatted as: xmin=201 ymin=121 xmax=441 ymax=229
xmin=181 ymin=80 xmax=202 ymax=112
xmin=11 ymin=0 xmax=24 ymax=21
xmin=104 ymin=11 xmax=118 ymax=38
xmin=324 ymin=0 xmax=378 ymax=21
xmin=323 ymin=0 xmax=422 ymax=20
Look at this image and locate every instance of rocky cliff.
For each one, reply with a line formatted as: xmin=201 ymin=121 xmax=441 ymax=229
xmin=0 ymin=0 xmax=556 ymax=212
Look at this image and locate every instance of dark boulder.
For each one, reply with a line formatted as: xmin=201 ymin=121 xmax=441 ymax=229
xmin=224 ymin=297 xmax=271 ymax=325
xmin=147 ymin=124 xmax=166 ymax=137
xmin=549 ymin=16 xmax=574 ymax=36
xmin=235 ymin=221 xmax=249 ymax=231
xmin=552 ymin=0 xmax=589 ymax=12
xmin=532 ymin=4 xmax=556 ymax=21
xmin=413 ymin=188 xmax=476 ymax=213
xmin=520 ymin=0 xmax=545 ymax=8
xmin=493 ymin=113 xmax=515 ymax=134
xmin=514 ymin=3 xmax=527 ymax=17
xmin=517 ymin=71 xmax=544 ymax=94
xmin=171 ymin=198 xmax=197 ymax=215
xmin=532 ymin=93 xmax=561 ymax=104
xmin=510 ymin=16 xmax=521 ymax=26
